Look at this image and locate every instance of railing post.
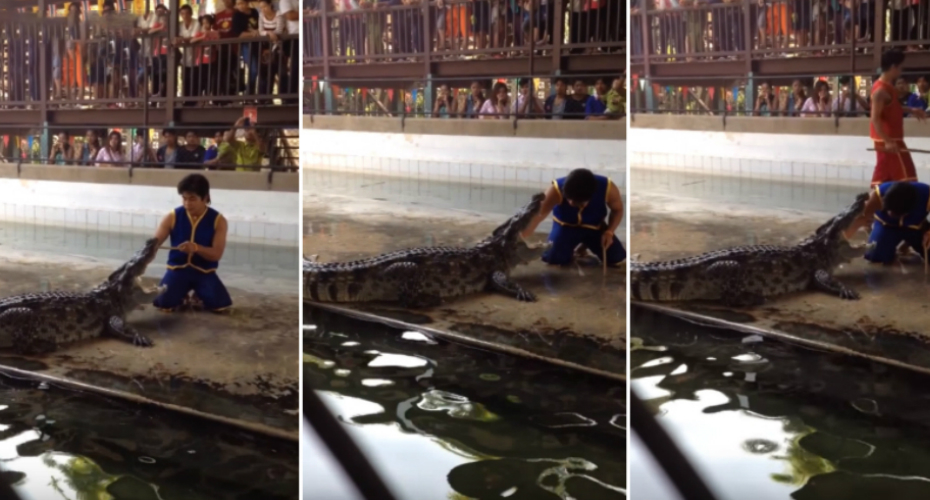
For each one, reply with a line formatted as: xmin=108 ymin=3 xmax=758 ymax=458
xmin=743 ymin=0 xmax=752 ymax=74
xmin=422 ymin=0 xmax=431 ymax=77
xmin=641 ymin=11 xmax=651 ymax=81
xmin=38 ymin=0 xmax=49 ymax=161
xmin=165 ymin=0 xmax=179 ymax=121
xmin=745 ymin=73 xmax=754 ymax=116
xmin=425 ymin=75 xmax=433 ymax=118
xmin=873 ymin=0 xmax=884 ymax=68
xmin=322 ymin=0 xmax=330 ymax=79
xmin=645 ymin=78 xmax=654 ymax=113
xmin=551 ymin=0 xmax=563 ymax=73
xmin=324 ymin=80 xmax=334 ymax=115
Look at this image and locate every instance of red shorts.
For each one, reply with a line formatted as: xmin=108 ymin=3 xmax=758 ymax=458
xmin=871 ymin=140 xmax=918 ymax=187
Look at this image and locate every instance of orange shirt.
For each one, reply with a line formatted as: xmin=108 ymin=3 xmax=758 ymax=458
xmin=870 ymin=79 xmax=905 ymax=141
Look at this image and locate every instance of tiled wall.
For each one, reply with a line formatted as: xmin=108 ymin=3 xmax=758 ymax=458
xmin=0 ymin=179 xmax=299 ymax=247
xmin=630 ymin=128 xmax=930 ymax=186
xmin=301 ymin=130 xmax=626 ymax=189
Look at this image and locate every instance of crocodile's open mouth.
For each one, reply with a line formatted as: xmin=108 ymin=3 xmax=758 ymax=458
xmin=134 ymin=276 xmax=162 ymax=295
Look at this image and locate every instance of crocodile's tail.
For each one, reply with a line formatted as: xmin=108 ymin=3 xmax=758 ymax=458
xmin=304 ymin=258 xmax=382 ymax=303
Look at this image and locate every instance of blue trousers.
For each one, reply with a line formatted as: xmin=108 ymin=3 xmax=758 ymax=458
xmin=153 ymin=267 xmax=233 ymax=311
xmin=542 ymin=224 xmax=626 ymax=266
xmin=864 ymin=222 xmax=925 ymax=264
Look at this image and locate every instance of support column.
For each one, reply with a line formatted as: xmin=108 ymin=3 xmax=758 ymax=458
xmin=165 ymin=0 xmax=179 ymax=123
xmin=323 ymin=81 xmax=334 ymax=115
xmin=424 ymin=75 xmax=434 ymax=118
xmin=744 ymin=74 xmax=754 ymax=116
xmin=644 ymin=78 xmax=654 ymax=113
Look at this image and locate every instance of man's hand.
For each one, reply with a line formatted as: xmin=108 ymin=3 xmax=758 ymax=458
xmin=601 ymin=230 xmax=615 ymax=251
xmin=883 ymin=141 xmax=900 ymax=153
xmin=913 ymin=108 xmax=928 ymax=121
xmin=178 ymin=241 xmax=199 ymax=254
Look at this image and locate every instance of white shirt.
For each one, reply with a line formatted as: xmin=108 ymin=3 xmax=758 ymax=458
xmin=277 ymin=0 xmax=300 ymax=34
xmin=178 ymin=19 xmax=201 ymax=67
xmin=137 ymin=12 xmax=156 ymax=57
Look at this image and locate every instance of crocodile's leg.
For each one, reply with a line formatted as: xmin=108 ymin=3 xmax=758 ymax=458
xmin=0 ymin=308 xmax=54 ymax=355
xmin=381 ymin=262 xmax=441 ymax=308
xmin=811 ymin=269 xmax=860 ymax=300
xmin=489 ymin=271 xmax=537 ymax=302
xmin=107 ymin=316 xmax=154 ymax=348
xmin=706 ymin=261 xmax=765 ymax=307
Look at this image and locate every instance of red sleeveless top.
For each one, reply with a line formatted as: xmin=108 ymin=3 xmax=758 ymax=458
xmin=870 ymin=79 xmax=905 ymax=141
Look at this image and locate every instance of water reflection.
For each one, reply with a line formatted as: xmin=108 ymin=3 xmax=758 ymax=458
xmin=0 ymin=375 xmax=298 ymax=499
xmin=631 ymin=307 xmax=930 ymax=500
xmin=304 ymin=306 xmax=627 ymax=500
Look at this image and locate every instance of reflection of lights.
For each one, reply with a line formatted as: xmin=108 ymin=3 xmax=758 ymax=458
xmin=401 ymin=331 xmax=437 ymax=344
xmin=609 ymin=414 xmax=626 ymax=430
xmin=502 ymin=486 xmax=518 ymax=497
xmin=639 ymin=356 xmax=675 ymax=369
xmin=670 ymin=363 xmax=688 ymax=376
xmin=368 ymin=353 xmax=428 ymax=368
xmin=341 ymin=341 xmax=360 ymax=347
xmin=546 ymin=412 xmax=598 ymax=429
xmin=361 ymin=379 xmax=394 ymax=387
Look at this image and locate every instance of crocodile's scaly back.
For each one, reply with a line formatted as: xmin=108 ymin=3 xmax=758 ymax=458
xmin=631 ymin=192 xmax=870 ymax=304
xmin=303 ymin=193 xmax=548 ymax=305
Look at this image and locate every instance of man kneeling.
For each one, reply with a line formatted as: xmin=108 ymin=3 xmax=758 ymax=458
xmin=152 ymin=174 xmax=233 ymax=312
xmin=521 ymin=168 xmax=626 ymax=267
xmin=846 ymin=180 xmax=930 ymax=264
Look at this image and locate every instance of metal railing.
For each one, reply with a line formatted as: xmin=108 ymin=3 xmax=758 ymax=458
xmin=303 ymin=73 xmax=624 ymax=119
xmin=2 ymin=124 xmax=298 ymax=172
xmin=0 ymin=12 xmax=299 ymax=112
xmin=630 ymin=0 xmax=930 ymax=66
xmin=303 ymin=0 xmax=625 ymax=67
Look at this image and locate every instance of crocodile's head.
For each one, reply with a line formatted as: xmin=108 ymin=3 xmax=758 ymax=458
xmin=808 ymin=191 xmax=870 ymax=263
xmin=103 ymin=238 xmax=166 ymax=307
xmin=514 ymin=239 xmax=552 ymax=265
xmin=489 ymin=192 xmax=546 ymax=248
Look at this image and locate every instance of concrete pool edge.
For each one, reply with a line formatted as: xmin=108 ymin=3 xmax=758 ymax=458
xmin=0 ymin=363 xmax=299 ymax=442
xmin=306 ymin=302 xmax=627 ymax=383
xmin=632 ymin=302 xmax=930 ymax=377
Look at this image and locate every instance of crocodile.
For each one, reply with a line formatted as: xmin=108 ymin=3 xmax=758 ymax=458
xmin=0 ymin=237 xmax=166 ymax=355
xmin=303 ymin=193 xmax=552 ymax=308
xmin=630 ymin=192 xmax=870 ymax=307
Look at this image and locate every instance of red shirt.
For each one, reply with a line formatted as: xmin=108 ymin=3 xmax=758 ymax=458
xmin=870 ymin=79 xmax=905 ymax=142
xmin=214 ymin=9 xmax=236 ymax=39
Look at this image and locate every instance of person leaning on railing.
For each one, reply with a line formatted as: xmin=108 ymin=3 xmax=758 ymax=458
xmin=208 ymin=116 xmax=265 ymax=171
xmin=48 ymin=132 xmax=77 ymax=166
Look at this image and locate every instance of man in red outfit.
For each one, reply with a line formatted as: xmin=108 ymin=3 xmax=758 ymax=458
xmin=869 ymin=49 xmax=926 ymax=187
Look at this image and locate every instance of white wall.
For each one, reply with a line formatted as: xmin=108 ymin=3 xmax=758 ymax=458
xmin=0 ymin=179 xmax=298 ymax=246
xmin=301 ymin=130 xmax=626 ymax=190
xmin=630 ymin=128 xmax=930 ymax=186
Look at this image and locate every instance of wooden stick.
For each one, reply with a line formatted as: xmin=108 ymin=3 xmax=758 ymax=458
xmin=602 ymin=246 xmax=608 ymax=277
xmin=924 ymin=242 xmax=928 ymax=276
xmin=160 ymin=246 xmax=179 ymax=251
xmin=867 ymin=147 xmax=930 ymax=154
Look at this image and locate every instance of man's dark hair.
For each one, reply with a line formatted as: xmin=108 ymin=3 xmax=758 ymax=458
xmin=163 ymin=128 xmax=176 ymax=136
xmin=552 ymin=76 xmax=568 ymax=86
xmin=839 ymin=75 xmax=851 ymax=86
xmin=180 ymin=4 xmax=193 ymax=14
xmin=178 ymin=174 xmax=211 ymax=202
xmin=563 ymin=169 xmax=598 ymax=203
xmin=883 ymin=182 xmax=918 ymax=215
xmin=518 ymin=77 xmax=531 ymax=88
xmin=881 ymin=49 xmax=906 ymax=72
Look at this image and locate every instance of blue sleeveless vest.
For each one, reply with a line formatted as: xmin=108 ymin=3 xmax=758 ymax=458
xmin=166 ymin=206 xmax=221 ymax=272
xmin=552 ymin=174 xmax=612 ymax=230
xmin=875 ymin=181 xmax=930 ymax=229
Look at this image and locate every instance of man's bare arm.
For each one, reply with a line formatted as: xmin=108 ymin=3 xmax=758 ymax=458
xmin=844 ymin=189 xmax=882 ymax=239
xmin=520 ymin=184 xmax=561 ymax=239
xmin=192 ymin=216 xmax=227 ymax=262
xmin=870 ymin=89 xmax=892 ymax=144
xmin=153 ymin=213 xmax=172 ymax=252
xmin=605 ymin=182 xmax=624 ymax=234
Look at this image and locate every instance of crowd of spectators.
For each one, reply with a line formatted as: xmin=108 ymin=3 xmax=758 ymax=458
xmin=749 ymin=75 xmax=930 ymax=117
xmin=630 ymin=0 xmax=930 ymax=59
xmin=303 ymin=0 xmax=624 ymax=61
xmin=7 ymin=0 xmax=300 ymax=108
xmin=6 ymin=117 xmax=271 ymax=170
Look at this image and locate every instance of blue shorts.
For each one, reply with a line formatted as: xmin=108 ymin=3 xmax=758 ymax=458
xmin=864 ymin=222 xmax=925 ymax=264
xmin=153 ymin=267 xmax=233 ymax=311
xmin=542 ymin=223 xmax=626 ymax=266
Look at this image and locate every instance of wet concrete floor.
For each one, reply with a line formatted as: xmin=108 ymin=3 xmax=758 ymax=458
xmin=303 ymin=189 xmax=626 ymax=377
xmin=631 ymin=176 xmax=930 ymax=373
xmin=0 ymin=246 xmax=299 ymax=436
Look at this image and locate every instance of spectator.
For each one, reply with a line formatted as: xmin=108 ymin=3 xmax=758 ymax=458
xmin=568 ymin=79 xmax=590 ymax=120
xmin=433 ymin=83 xmax=457 ymax=117
xmin=79 ymin=130 xmax=100 ymax=166
xmin=461 ymin=80 xmax=486 ymax=118
xmin=754 ymin=81 xmax=776 ymax=116
xmin=278 ymin=0 xmax=301 ymax=102
xmin=156 ymin=129 xmax=180 ymax=168
xmin=204 ymin=132 xmax=224 ymax=163
xmin=905 ymin=75 xmax=930 ymax=112
xmin=96 ymin=131 xmax=126 ymax=167
xmin=473 ymin=0 xmax=492 ymax=51
xmin=255 ymin=0 xmax=286 ymax=100
xmin=48 ymin=132 xmax=75 ymax=165
xmin=131 ymin=131 xmax=155 ymax=166
xmin=512 ymin=78 xmax=543 ymax=117
xmin=213 ymin=0 xmax=250 ymax=99
xmin=214 ymin=116 xmax=264 ymax=171
xmin=896 ymin=76 xmax=911 ymax=115
xmin=178 ymin=131 xmax=207 ymax=168
xmin=605 ymin=76 xmax=623 ymax=118
xmin=479 ymin=82 xmax=511 ymax=119
xmin=585 ymin=78 xmax=609 ymax=119
xmin=148 ymin=5 xmax=171 ymax=100
xmin=782 ymin=79 xmax=808 ymax=116
xmin=192 ymin=15 xmax=219 ymax=101
xmin=237 ymin=0 xmax=261 ymax=98
xmin=175 ymin=5 xmax=202 ymax=107
xmin=833 ymin=75 xmax=870 ymax=117
xmin=62 ymin=2 xmax=85 ymax=102
xmin=802 ymin=80 xmax=832 ymax=117
xmin=544 ymin=77 xmax=571 ymax=119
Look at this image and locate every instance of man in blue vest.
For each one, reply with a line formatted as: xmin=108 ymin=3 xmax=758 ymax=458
xmin=845 ymin=180 xmax=930 ymax=264
xmin=520 ymin=168 xmax=626 ymax=267
xmin=151 ymin=174 xmax=233 ymax=312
